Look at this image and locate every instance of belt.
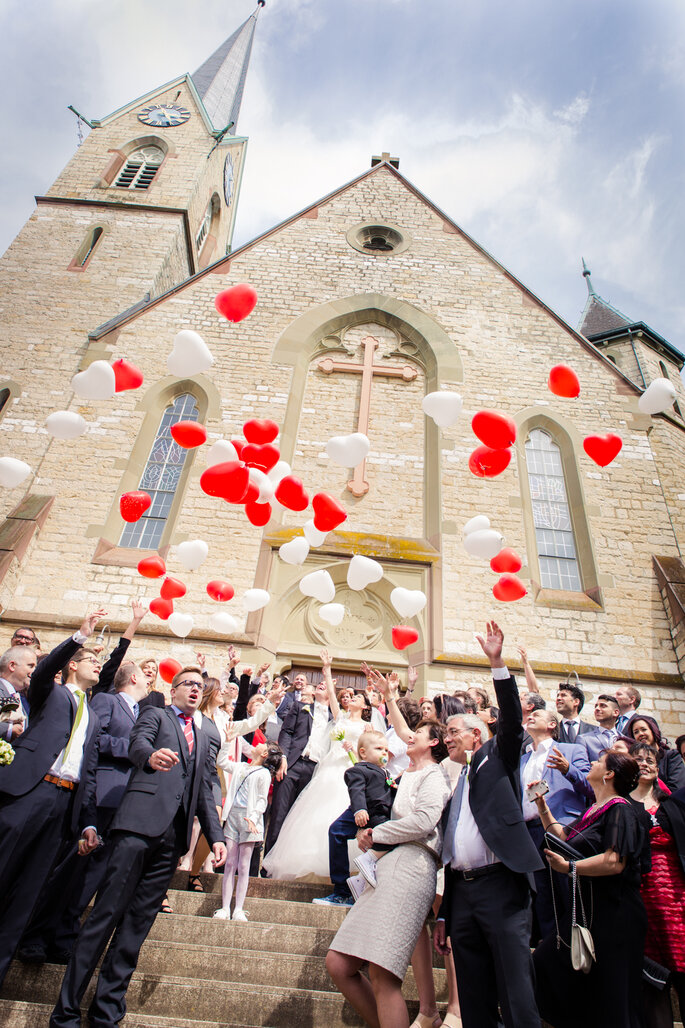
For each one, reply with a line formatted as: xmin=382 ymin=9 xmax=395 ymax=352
xmin=452 ymin=862 xmax=505 ymax=882
xmin=44 ymin=773 xmax=76 ymax=791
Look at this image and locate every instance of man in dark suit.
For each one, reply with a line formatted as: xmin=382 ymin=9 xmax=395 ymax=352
xmin=579 ymin=694 xmax=620 ymax=762
xmin=555 ymin=681 xmax=597 ymax=744
xmin=50 ymin=664 xmax=226 ymax=1028
xmin=0 ymin=609 xmax=106 ymax=987
xmin=520 ymin=707 xmax=591 ymax=938
xmin=434 ymin=622 xmax=543 ymax=1028
xmin=263 ymin=677 xmax=332 ymax=856
xmin=0 ymin=644 xmax=35 ymax=741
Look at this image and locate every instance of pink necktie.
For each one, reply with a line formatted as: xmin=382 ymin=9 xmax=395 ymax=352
xmin=178 ymin=713 xmax=194 ymax=755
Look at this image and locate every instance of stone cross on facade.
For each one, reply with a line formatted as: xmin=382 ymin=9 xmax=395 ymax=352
xmin=317 ymin=334 xmax=417 ymax=497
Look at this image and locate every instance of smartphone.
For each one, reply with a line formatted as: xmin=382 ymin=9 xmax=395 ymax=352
xmin=525 ymin=779 xmax=549 ymax=800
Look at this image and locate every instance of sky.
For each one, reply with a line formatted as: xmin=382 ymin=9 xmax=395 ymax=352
xmin=2 ymin=0 xmax=685 ymax=353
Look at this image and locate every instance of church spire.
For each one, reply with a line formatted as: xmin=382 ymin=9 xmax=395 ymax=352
xmin=191 ymin=3 xmax=264 ymax=134
xmin=578 ymin=258 xmax=632 ymax=339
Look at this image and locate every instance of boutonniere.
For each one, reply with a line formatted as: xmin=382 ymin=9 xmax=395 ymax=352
xmin=302 ymin=704 xmax=312 ymax=714
xmin=465 ymin=750 xmax=472 ymax=767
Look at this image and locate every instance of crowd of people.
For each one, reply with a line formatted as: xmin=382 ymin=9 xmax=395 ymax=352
xmin=0 ymin=606 xmax=684 ymax=1028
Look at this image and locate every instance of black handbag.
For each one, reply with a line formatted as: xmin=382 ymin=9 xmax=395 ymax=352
xmin=544 ymin=831 xmax=584 ymax=862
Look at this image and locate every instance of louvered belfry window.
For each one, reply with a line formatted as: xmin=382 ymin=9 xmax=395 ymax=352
xmin=120 ymin=394 xmax=200 ymax=549
xmin=115 ymin=146 xmax=164 ymax=190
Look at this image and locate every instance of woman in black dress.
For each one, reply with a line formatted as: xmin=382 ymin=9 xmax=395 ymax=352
xmin=531 ymin=750 xmax=647 ymax=1028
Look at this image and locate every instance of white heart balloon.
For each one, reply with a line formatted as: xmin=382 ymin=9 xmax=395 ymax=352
xmin=463 ymin=528 xmax=504 ymax=560
xmin=422 ymin=390 xmax=463 ymax=427
xmin=463 ymin=515 xmax=491 ymax=536
xmin=325 ymin=432 xmax=370 ymax=468
xmin=279 ymin=537 xmax=310 ymax=565
xmin=304 ymin=519 xmax=327 ymax=547
xmin=390 ymin=587 xmax=427 ymax=619
xmin=268 ymin=461 xmax=292 ymax=486
xmin=318 ymin=602 xmax=345 ymax=626
xmin=299 ymin=569 xmax=336 ymax=604
xmin=0 ymin=457 xmax=30 ymax=489
xmin=638 ymin=377 xmax=677 ymax=415
xmin=249 ymin=467 xmax=275 ymax=503
xmin=176 ymin=539 xmax=209 ymax=571
xmin=206 ymin=439 xmax=239 ymax=466
xmin=168 ymin=612 xmax=194 ymax=638
xmin=71 ymin=360 xmax=115 ymax=400
xmin=168 ymin=330 xmax=214 ymax=377
xmin=244 ymin=588 xmax=270 ymax=612
xmin=347 ymin=554 xmax=384 ymax=591
xmin=209 ymin=611 xmax=240 ymax=635
xmin=45 ymin=411 xmax=87 ymax=439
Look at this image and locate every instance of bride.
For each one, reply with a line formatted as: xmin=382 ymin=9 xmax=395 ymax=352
xmin=262 ymin=650 xmax=372 ymax=881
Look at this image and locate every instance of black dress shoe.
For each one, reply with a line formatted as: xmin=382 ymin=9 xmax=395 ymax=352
xmin=17 ymin=945 xmax=47 ymax=964
xmin=46 ymin=947 xmax=72 ymax=964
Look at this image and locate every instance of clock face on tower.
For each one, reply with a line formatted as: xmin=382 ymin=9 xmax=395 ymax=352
xmin=223 ymin=153 xmax=235 ymax=205
xmin=138 ymin=104 xmax=191 ymax=128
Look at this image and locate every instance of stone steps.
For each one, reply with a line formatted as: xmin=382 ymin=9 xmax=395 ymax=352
xmin=0 ymin=1002 xmax=267 ymax=1028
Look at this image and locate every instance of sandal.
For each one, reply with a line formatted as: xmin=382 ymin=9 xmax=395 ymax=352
xmin=187 ymin=874 xmax=204 ymax=893
xmin=440 ymin=1016 xmax=463 ymax=1028
xmin=410 ymin=1015 xmax=441 ymax=1028
xmin=160 ymin=895 xmax=173 ymax=914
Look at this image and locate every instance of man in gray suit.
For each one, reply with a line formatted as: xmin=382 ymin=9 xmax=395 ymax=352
xmin=579 ymin=694 xmax=620 ymax=762
xmin=0 ymin=645 xmax=36 ymax=741
xmin=555 ymin=682 xmax=597 ymax=744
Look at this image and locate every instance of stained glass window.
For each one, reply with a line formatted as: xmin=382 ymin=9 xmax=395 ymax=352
xmin=120 ymin=393 xmax=199 ymax=549
xmin=525 ymin=429 xmax=582 ymax=592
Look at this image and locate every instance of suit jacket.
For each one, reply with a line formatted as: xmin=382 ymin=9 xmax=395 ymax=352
xmin=557 ymin=718 xmax=597 ymax=745
xmin=659 ymin=749 xmax=685 ymax=792
xmin=89 ymin=691 xmax=137 ymax=809
xmin=278 ymin=700 xmax=333 ymax=764
xmin=344 ymin=761 xmax=395 ymax=826
xmin=578 ymin=728 xmax=614 ymax=764
xmin=0 ymin=635 xmax=98 ymax=833
xmin=110 ymin=705 xmax=222 ymax=852
xmin=519 ymin=741 xmax=590 ymax=825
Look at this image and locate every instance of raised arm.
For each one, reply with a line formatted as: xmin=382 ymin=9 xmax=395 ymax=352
xmin=28 ymin=608 xmax=107 ymax=709
xmin=365 ymin=665 xmax=411 ymax=743
xmin=477 ymin=621 xmax=522 ymax=770
xmin=516 ymin=644 xmax=540 ymax=693
xmin=320 ymin=649 xmax=340 ymax=720
xmin=92 ymin=599 xmax=146 ymax=696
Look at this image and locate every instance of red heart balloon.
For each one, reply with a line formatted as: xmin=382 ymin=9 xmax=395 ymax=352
xmin=160 ymin=576 xmax=187 ymax=600
xmin=243 ymin=419 xmax=279 ymax=445
xmin=275 ymin=475 xmax=309 ymax=512
xmin=493 ymin=574 xmax=527 ymax=602
xmin=214 ymin=283 xmax=258 ymax=323
xmin=170 ymin=421 xmax=207 ymax=449
xmin=468 ymin=445 xmax=512 ymax=478
xmin=392 ymin=625 xmax=419 ymax=651
xmin=312 ymin=492 xmax=348 ymax=532
xmin=231 ymin=439 xmax=245 ymax=459
xmin=490 ymin=548 xmax=522 ymax=574
xmin=472 ymin=410 xmax=517 ymax=449
xmin=159 ymin=657 xmax=182 ymax=683
xmin=207 ymin=579 xmax=235 ymax=602
xmin=241 ymin=481 xmax=260 ymax=506
xmin=119 ymin=491 xmax=152 ymax=523
xmin=583 ymin=434 xmax=622 ymax=467
xmin=241 ymin=442 xmax=280 ymax=472
xmin=548 ymin=364 xmax=581 ymax=398
xmin=149 ymin=596 xmax=174 ymax=620
xmin=112 ymin=359 xmax=144 ymax=392
xmin=245 ymin=500 xmax=272 ymax=527
xmin=200 ymin=461 xmax=250 ymax=502
xmin=137 ymin=555 xmax=166 ymax=579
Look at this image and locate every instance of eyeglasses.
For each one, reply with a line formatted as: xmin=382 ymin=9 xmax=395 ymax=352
xmin=14 ymin=635 xmax=35 ymax=644
xmin=174 ymin=679 xmax=201 ymax=690
xmin=636 ymin=758 xmax=657 ymax=768
xmin=76 ymin=657 xmax=101 ymax=668
xmin=446 ymin=727 xmax=471 ymax=739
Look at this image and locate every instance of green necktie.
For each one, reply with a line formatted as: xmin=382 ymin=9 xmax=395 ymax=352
xmin=63 ymin=689 xmax=86 ymax=765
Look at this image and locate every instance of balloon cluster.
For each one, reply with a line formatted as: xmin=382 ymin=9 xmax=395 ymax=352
xmin=462 ymin=516 xmax=527 ymax=603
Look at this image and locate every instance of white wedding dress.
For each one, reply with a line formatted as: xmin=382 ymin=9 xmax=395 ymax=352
xmin=262 ymin=715 xmax=369 ymax=881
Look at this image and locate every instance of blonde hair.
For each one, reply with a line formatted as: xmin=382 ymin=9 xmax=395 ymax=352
xmin=356 ymin=729 xmax=387 ymax=757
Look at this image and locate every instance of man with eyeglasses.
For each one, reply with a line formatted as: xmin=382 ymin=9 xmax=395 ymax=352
xmin=0 ymin=608 xmax=107 ymax=988
xmin=11 ymin=626 xmax=40 ymax=650
xmin=51 ymin=665 xmax=226 ymax=1028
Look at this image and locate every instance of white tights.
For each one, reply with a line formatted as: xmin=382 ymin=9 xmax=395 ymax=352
xmin=220 ymin=839 xmax=255 ymax=913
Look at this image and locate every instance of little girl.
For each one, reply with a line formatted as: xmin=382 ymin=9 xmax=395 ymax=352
xmin=213 ymin=740 xmax=284 ymax=922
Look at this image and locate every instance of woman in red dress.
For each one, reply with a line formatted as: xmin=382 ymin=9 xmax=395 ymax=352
xmin=630 ymin=742 xmax=685 ymax=1028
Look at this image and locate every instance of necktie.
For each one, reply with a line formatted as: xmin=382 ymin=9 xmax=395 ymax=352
xmin=565 ymin=722 xmax=577 ymax=743
xmin=442 ymin=764 xmax=468 ymax=865
xmin=179 ymin=712 xmax=194 ymax=755
xmin=132 ymin=702 xmax=139 ymax=720
xmin=63 ymin=689 xmax=86 ymax=765
xmin=616 ymin=714 xmax=627 ymax=734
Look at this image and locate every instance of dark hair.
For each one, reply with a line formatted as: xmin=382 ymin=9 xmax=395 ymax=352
xmin=113 ymin=660 xmax=137 ymax=693
xmin=675 ymin=734 xmax=685 ymax=754
xmin=557 ymin=683 xmax=585 ymax=713
xmin=263 ymin=742 xmax=285 ymax=778
xmin=274 ymin=674 xmax=290 ymax=691
xmin=487 ymin=706 xmax=499 ymax=737
xmin=604 ymin=751 xmax=640 ymax=796
xmin=629 ymin=742 xmax=670 ymax=801
xmin=61 ymin=647 xmax=98 ymax=681
xmin=468 ymin=686 xmax=490 ymax=711
xmin=434 ymin=694 xmax=466 ymax=723
xmin=597 ymin=693 xmax=620 ymax=710
xmin=452 ymin=690 xmax=478 ymax=714
xmin=353 ymin=689 xmax=373 ymax=723
xmin=12 ymin=626 xmax=40 ymax=647
xmin=526 ymin=693 xmax=546 ymax=712
xmin=416 ymin=719 xmax=449 ymax=763
xmin=397 ymin=696 xmax=421 ymax=730
xmin=626 ymin=715 xmax=668 ymax=754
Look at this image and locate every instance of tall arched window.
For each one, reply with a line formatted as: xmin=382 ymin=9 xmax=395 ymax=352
xmin=120 ymin=393 xmax=199 ymax=549
xmin=114 ymin=145 xmax=164 ymax=190
xmin=525 ymin=429 xmax=582 ymax=592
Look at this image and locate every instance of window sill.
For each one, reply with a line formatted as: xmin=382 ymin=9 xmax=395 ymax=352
xmin=532 ymin=585 xmax=603 ymax=611
xmin=91 ymin=537 xmax=169 ymax=568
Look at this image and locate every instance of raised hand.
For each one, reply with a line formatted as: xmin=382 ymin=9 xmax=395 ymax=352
xmin=196 ymin=652 xmax=206 ymax=671
xmin=475 ymin=621 xmax=505 ymax=667
xmin=131 ymin=599 xmax=146 ymax=622
xmin=79 ymin=609 xmax=108 ymax=638
xmin=320 ymin=648 xmax=332 ymax=669
xmin=407 ymin=665 xmax=418 ymax=689
xmin=227 ymin=645 xmax=240 ymax=669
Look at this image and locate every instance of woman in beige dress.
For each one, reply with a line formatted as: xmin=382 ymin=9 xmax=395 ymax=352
xmin=326 ymin=718 xmax=452 ymax=1028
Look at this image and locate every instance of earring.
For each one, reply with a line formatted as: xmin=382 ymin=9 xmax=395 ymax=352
xmin=602 ymin=776 xmax=608 ymax=784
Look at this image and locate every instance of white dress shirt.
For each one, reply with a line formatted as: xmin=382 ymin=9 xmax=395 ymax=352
xmin=49 ymin=684 xmax=90 ymax=782
xmin=301 ymin=701 xmax=330 ymax=763
xmin=521 ymin=737 xmax=553 ymax=821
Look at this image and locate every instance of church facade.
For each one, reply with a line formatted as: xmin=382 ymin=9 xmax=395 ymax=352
xmin=1 ymin=6 xmax=684 ymax=737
